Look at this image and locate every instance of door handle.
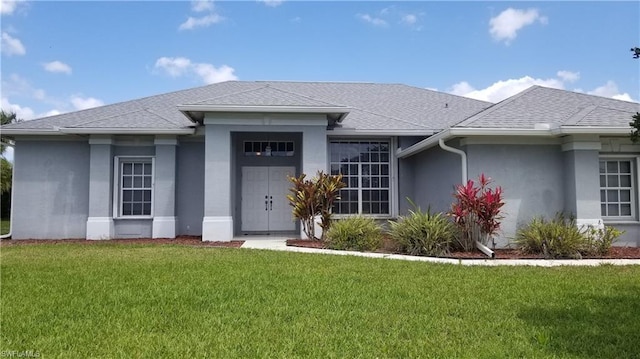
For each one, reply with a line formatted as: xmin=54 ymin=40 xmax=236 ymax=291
xmin=265 ymin=195 xmax=268 ymax=211
xmin=269 ymin=196 xmax=273 ymax=211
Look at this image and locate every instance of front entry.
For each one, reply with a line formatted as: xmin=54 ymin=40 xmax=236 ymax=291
xmin=241 ymin=166 xmax=296 ymax=233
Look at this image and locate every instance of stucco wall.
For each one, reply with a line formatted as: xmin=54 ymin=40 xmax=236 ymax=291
xmin=406 ymin=140 xmax=463 ymax=215
xmin=12 ymin=140 xmax=90 ymax=239
xmin=466 ymin=144 xmax=565 ymax=246
xmin=176 ymin=140 xmax=205 ymax=236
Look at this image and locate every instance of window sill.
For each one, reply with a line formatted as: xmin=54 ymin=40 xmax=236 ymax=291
xmin=602 ymin=220 xmax=640 ymax=225
xmin=114 ymin=216 xmax=153 ymax=220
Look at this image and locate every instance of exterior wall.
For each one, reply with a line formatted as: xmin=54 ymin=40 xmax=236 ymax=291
xmin=407 ymin=139 xmax=463 ymax=215
xmin=612 ymin=224 xmax=640 ymax=247
xmin=176 ymin=140 xmax=205 ymax=236
xmin=12 ymin=140 xmax=90 ymax=239
xmin=465 ymin=144 xmax=565 ymax=247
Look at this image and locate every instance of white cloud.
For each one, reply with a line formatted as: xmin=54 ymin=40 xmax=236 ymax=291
xmin=357 ymin=13 xmax=388 ymax=27
xmin=191 ymin=0 xmax=214 ymax=12
xmin=587 ymin=81 xmax=634 ymax=102
xmin=258 ymin=0 xmax=283 ymax=7
xmin=70 ymin=96 xmax=104 ymax=110
xmin=401 ymin=14 xmax=417 ymax=25
xmin=154 ymin=56 xmax=238 ymax=84
xmin=556 ymin=70 xmax=579 ymax=83
xmin=1 ymin=32 xmax=25 ymax=56
xmin=449 ymin=73 xmax=636 ymax=103
xmin=1 ymin=0 xmax=26 ymax=15
xmin=1 ymin=96 xmax=34 ymax=120
xmin=43 ymin=60 xmax=72 ymax=75
xmin=449 ymin=75 xmax=564 ymax=103
xmin=1 ymin=74 xmax=45 ymax=100
xmin=489 ymin=8 xmax=547 ymax=44
xmin=179 ymin=13 xmax=224 ymax=30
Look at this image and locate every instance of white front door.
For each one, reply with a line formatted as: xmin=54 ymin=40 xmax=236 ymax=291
xmin=241 ymin=166 xmax=296 ymax=232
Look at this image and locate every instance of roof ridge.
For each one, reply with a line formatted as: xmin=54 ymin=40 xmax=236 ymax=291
xmin=143 ymin=108 xmax=187 ymax=128
xmin=453 ymin=85 xmax=541 ymax=128
xmin=563 ymin=105 xmax=598 ymax=126
xmin=186 ymin=83 xmax=266 ymax=105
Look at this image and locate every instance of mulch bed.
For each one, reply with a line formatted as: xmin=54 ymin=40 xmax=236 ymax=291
xmin=286 ymin=239 xmax=640 ymax=259
xmin=0 ymin=236 xmax=244 ymax=248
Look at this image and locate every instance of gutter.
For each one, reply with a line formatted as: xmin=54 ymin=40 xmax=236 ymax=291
xmin=438 ymin=138 xmax=467 ymax=184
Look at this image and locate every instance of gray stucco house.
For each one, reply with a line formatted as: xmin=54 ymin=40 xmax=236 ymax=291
xmin=2 ymin=81 xmax=639 ymax=246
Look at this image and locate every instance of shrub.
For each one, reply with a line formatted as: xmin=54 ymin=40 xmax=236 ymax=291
xmin=515 ymin=214 xmax=623 ymax=258
xmin=325 ymin=216 xmax=382 ymax=251
xmin=450 ymin=174 xmax=504 ymax=251
xmin=287 ymin=171 xmax=346 ymax=240
xmin=389 ymin=206 xmax=456 ymax=257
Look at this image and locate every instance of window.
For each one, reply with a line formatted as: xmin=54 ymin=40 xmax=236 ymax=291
xmin=115 ymin=157 xmax=154 ymax=217
xmin=244 ymin=141 xmax=294 ymax=157
xmin=599 ymin=158 xmax=636 ymax=219
xmin=329 ymin=140 xmax=391 ymax=215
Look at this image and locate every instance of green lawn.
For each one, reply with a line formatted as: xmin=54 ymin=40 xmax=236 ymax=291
xmin=1 ymin=244 xmax=639 ymax=358
xmin=0 ymin=219 xmax=9 ymax=235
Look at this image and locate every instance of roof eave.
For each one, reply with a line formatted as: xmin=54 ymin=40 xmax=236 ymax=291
xmin=58 ymin=127 xmax=196 ymax=135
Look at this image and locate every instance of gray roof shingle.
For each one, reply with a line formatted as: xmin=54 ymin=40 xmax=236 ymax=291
xmin=1 ymin=81 xmax=491 ymax=133
xmin=456 ymin=86 xmax=640 ymax=129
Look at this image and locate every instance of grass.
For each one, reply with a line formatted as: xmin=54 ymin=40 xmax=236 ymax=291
xmin=0 ymin=219 xmax=8 ymax=235
xmin=1 ymin=243 xmax=639 ymax=358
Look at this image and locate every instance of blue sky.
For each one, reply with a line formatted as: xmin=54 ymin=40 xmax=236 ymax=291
xmin=1 ymin=0 xmax=639 ymax=123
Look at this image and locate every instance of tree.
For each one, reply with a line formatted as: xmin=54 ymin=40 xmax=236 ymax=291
xmin=1 ymin=110 xmax=20 ymax=219
xmin=632 ymin=48 xmax=640 ymax=142
xmin=1 ymin=110 xmax=19 ymax=155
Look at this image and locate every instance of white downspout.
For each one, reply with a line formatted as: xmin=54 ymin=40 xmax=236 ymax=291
xmin=438 ymin=139 xmax=494 ymax=258
xmin=0 ymin=148 xmax=14 ymax=239
xmin=438 ymin=139 xmax=467 ymax=184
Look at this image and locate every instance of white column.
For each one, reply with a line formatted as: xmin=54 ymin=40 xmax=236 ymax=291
xmin=86 ymin=136 xmax=114 ymax=239
xmin=300 ymin=125 xmax=328 ymax=239
xmin=152 ymin=136 xmax=177 ymax=238
xmin=202 ymin=124 xmax=233 ymax=241
xmin=562 ymin=136 xmax=603 ymax=228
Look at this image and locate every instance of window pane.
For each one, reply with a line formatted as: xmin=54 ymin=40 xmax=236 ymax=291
xmin=349 ymin=190 xmax=358 ymax=201
xmin=607 ymin=204 xmax=619 ymax=216
xmin=381 ymin=177 xmax=389 ymax=188
xmin=600 ymin=190 xmax=606 ymax=202
xmin=144 ymin=163 xmax=152 ymax=175
xmin=606 ymin=162 xmax=618 ymax=173
xmin=143 ymin=190 xmax=152 ymax=202
xmin=123 ymin=190 xmax=133 ymax=201
xmin=362 ymin=202 xmax=370 ymax=214
xmin=134 ymin=163 xmax=143 ymax=175
xmin=381 ymin=190 xmax=389 ymax=201
xmin=381 ymin=202 xmax=389 ymax=214
xmin=607 ymin=175 xmax=618 ymax=187
xmin=133 ymin=191 xmax=143 ymax=201
xmin=601 ymin=204 xmax=606 ymax=216
xmin=606 ymin=190 xmax=618 ymax=202
xmin=621 ymin=204 xmax=632 ymax=216
xmin=134 ymin=177 xmax=142 ymax=188
xmin=620 ymin=161 xmax=631 ymax=173
xmin=371 ymin=165 xmax=379 ymax=175
xmin=123 ymin=177 xmax=132 ymax=188
xmin=350 ymin=177 xmax=358 ymax=188
xmin=144 ymin=177 xmax=152 ymax=188
xmin=599 ymin=161 xmax=605 ymax=173
xmin=122 ymin=203 xmax=132 ymax=216
xmin=143 ymin=203 xmax=152 ymax=215
xmin=620 ymin=175 xmax=631 ymax=187
xmin=132 ymin=203 xmax=142 ymax=215
xmin=620 ymin=190 xmax=631 ymax=202
xmin=600 ymin=175 xmax=606 ymax=187
xmin=362 ymin=190 xmax=370 ymax=201
xmin=371 ymin=202 xmax=380 ymax=214
xmin=381 ymin=165 xmax=389 ymax=175
xmin=123 ymin=163 xmax=133 ymax=175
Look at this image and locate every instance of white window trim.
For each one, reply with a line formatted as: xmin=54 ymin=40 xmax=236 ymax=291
xmin=598 ymin=155 xmax=639 ymax=222
xmin=113 ymin=156 xmax=155 ymax=219
xmin=327 ymin=137 xmax=398 ymax=218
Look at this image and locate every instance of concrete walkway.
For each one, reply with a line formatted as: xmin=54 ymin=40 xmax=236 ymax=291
xmin=240 ymin=238 xmax=640 ymax=267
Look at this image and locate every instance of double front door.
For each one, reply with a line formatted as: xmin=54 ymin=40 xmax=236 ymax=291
xmin=241 ymin=166 xmax=296 ymax=232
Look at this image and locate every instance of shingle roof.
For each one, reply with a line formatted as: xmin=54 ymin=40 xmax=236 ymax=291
xmin=1 ymin=81 xmax=491 ymax=133
xmin=456 ymin=86 xmax=640 ymax=129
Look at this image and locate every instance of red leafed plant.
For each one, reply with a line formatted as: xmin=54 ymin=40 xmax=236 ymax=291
xmin=450 ymin=174 xmax=505 ymax=251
